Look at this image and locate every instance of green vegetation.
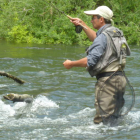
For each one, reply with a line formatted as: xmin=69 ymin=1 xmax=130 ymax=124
xmin=0 ymin=0 xmax=140 ymax=45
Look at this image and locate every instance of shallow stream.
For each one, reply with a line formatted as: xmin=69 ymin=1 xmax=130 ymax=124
xmin=0 ymin=41 xmax=140 ymax=140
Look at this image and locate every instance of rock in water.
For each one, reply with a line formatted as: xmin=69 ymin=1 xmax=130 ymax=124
xmin=3 ymin=93 xmax=33 ymax=103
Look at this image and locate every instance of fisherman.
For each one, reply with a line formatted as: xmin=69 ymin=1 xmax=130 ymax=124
xmin=63 ymin=6 xmax=131 ymax=124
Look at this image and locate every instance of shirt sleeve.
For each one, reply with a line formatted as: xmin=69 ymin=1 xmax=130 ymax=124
xmin=87 ymin=33 xmax=107 ymax=67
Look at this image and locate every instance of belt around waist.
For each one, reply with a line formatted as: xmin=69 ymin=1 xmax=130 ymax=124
xmin=96 ymin=71 xmax=124 ymax=80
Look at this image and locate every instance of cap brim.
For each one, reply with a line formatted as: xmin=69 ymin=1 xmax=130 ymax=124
xmin=84 ymin=10 xmax=99 ymax=15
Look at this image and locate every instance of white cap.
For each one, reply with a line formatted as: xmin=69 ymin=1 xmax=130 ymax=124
xmin=84 ymin=6 xmax=113 ymax=20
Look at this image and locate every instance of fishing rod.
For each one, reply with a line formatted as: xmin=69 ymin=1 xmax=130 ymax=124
xmin=50 ymin=2 xmax=87 ymax=32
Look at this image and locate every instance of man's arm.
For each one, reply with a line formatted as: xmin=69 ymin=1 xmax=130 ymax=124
xmin=87 ymin=34 xmax=107 ymax=67
xmin=70 ymin=18 xmax=96 ymax=41
xmin=63 ymin=57 xmax=87 ymax=69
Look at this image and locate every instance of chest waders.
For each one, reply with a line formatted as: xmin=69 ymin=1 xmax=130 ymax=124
xmin=96 ymin=27 xmax=135 ymax=125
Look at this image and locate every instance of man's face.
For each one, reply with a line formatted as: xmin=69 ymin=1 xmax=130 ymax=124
xmin=91 ymin=15 xmax=103 ymax=30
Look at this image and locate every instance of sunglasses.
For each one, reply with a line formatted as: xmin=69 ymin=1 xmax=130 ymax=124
xmin=91 ymin=17 xmax=97 ymax=20
xmin=91 ymin=16 xmax=101 ymax=20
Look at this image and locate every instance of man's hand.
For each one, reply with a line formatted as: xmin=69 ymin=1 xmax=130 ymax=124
xmin=63 ymin=57 xmax=87 ymax=69
xmin=70 ymin=18 xmax=96 ymax=41
xmin=70 ymin=18 xmax=83 ymax=26
xmin=63 ymin=59 xmax=73 ymax=69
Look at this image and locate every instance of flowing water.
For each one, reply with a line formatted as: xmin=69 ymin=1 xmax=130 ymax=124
xmin=0 ymin=41 xmax=140 ymax=140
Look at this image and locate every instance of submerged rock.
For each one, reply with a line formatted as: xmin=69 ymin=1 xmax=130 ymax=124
xmin=3 ymin=93 xmax=33 ymax=103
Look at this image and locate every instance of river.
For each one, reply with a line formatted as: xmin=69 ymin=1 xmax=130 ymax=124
xmin=0 ymin=41 xmax=140 ymax=140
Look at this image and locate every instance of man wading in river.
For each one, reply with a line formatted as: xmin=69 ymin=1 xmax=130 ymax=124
xmin=63 ymin=6 xmax=131 ymax=124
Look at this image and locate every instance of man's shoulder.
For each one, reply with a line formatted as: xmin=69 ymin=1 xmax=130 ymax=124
xmin=104 ymin=26 xmax=121 ymax=31
xmin=95 ymin=33 xmax=107 ymax=43
xmin=102 ymin=26 xmax=124 ymax=37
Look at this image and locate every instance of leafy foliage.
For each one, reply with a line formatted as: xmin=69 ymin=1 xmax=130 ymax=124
xmin=0 ymin=0 xmax=140 ymax=45
xmin=103 ymin=0 xmax=140 ymax=45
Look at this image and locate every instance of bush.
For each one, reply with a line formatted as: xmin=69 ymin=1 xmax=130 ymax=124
xmin=0 ymin=0 xmax=140 ymax=45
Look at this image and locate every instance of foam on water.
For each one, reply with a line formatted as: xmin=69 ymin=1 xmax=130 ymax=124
xmin=58 ymin=108 xmax=140 ymax=140
xmin=0 ymin=84 xmax=8 ymax=88
xmin=0 ymin=94 xmax=59 ymax=119
xmin=0 ymin=100 xmax=15 ymax=118
xmin=32 ymin=95 xmax=59 ymax=109
xmin=0 ymin=94 xmax=140 ymax=140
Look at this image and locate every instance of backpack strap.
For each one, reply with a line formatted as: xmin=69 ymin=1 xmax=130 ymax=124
xmin=103 ymin=27 xmax=131 ymax=58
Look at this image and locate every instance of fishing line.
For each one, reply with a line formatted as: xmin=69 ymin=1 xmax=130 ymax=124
xmin=49 ymin=1 xmax=87 ymax=31
xmin=48 ymin=1 xmax=86 ymax=59
xmin=48 ymin=2 xmax=74 ymax=60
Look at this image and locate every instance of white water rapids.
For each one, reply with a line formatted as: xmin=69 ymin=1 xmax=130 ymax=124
xmin=0 ymin=94 xmax=140 ymax=140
